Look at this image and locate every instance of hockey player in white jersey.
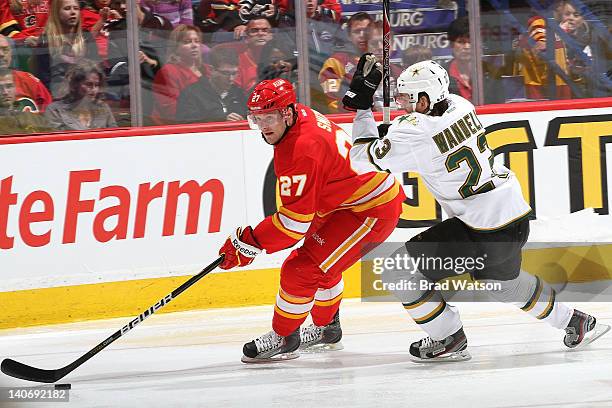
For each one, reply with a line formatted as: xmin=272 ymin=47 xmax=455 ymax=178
xmin=343 ymin=55 xmax=610 ymax=362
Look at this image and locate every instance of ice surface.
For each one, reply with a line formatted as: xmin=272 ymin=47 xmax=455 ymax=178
xmin=1 ymin=300 xmax=611 ymax=408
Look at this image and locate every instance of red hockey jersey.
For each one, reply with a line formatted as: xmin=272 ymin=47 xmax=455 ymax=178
xmin=0 ymin=0 xmax=49 ymax=40
xmin=253 ymin=104 xmax=405 ymax=253
xmin=318 ymin=50 xmax=360 ymax=113
xmin=13 ymin=69 xmax=52 ymax=112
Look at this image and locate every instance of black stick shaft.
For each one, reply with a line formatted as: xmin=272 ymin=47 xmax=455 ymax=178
xmin=382 ymin=0 xmax=391 ymax=124
xmin=1 ymin=255 xmax=224 ymax=383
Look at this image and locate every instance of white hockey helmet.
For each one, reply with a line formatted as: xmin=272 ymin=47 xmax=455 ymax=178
xmin=396 ymin=60 xmax=450 ymax=112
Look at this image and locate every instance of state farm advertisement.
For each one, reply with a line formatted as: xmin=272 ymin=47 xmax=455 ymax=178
xmin=0 ymin=131 xmax=277 ymax=291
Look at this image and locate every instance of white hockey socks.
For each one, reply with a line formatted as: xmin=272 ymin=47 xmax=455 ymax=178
xmin=381 ymin=254 xmax=463 ymax=340
xmin=402 ymin=288 xmax=463 ymax=340
xmin=483 ymin=271 xmax=573 ymax=330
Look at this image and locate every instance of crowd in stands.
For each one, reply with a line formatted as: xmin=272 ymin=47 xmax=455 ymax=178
xmin=0 ymin=0 xmax=609 ymax=136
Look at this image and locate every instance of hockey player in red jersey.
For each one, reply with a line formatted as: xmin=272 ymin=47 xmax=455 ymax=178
xmin=218 ymin=78 xmax=406 ymax=362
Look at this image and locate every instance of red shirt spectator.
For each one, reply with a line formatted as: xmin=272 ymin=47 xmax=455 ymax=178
xmin=198 ymin=0 xmax=242 ymax=32
xmin=13 ymin=69 xmax=52 ymax=111
xmin=275 ymin=0 xmax=342 ymax=23
xmin=232 ymin=16 xmax=273 ymax=92
xmin=0 ymin=34 xmax=51 ymax=111
xmin=151 ymin=63 xmax=201 ymax=123
xmin=0 ymin=0 xmax=50 ymax=43
xmin=80 ymin=0 xmax=117 ymax=60
xmin=151 ymin=24 xmax=205 ymax=124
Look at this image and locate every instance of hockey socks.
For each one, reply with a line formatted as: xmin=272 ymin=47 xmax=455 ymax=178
xmin=483 ymin=271 xmax=573 ymax=329
xmin=402 ymin=287 xmax=463 ymax=341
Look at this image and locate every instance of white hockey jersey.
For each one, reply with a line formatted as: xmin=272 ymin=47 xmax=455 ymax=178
xmin=350 ymin=94 xmax=532 ymax=231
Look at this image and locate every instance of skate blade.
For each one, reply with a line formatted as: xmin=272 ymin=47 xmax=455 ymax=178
xmin=411 ymin=349 xmax=472 ymax=363
xmin=568 ymin=323 xmax=611 ymax=351
xmin=241 ymin=351 xmax=300 ymax=364
xmin=299 ymin=341 xmax=344 ymax=353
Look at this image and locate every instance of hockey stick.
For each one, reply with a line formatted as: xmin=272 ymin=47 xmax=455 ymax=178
xmin=1 ymin=255 xmax=225 ymax=383
xmin=382 ymin=0 xmax=391 ymax=125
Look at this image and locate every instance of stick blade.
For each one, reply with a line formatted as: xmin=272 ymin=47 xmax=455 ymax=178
xmin=1 ymin=358 xmax=65 ymax=383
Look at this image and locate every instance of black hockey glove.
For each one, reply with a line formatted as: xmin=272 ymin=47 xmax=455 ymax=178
xmin=378 ymin=123 xmax=390 ymax=138
xmin=342 ymin=53 xmax=382 ymax=111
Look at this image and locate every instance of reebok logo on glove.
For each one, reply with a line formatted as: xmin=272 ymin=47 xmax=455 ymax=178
xmin=218 ymin=226 xmax=262 ymax=270
xmin=232 ymin=237 xmax=260 ymax=257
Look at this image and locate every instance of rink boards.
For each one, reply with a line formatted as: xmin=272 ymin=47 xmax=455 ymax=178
xmin=0 ymin=99 xmax=611 ymax=328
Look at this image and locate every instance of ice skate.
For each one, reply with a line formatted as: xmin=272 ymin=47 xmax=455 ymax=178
xmin=299 ymin=311 xmax=344 ymax=352
xmin=564 ymin=309 xmax=610 ymax=350
xmin=241 ymin=328 xmax=300 ymax=363
xmin=409 ymin=327 xmax=471 ymax=362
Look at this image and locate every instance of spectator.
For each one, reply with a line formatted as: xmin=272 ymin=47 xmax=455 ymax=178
xmin=198 ymin=0 xmax=293 ymax=39
xmin=366 ymin=21 xmax=401 ymax=111
xmin=151 ymin=24 xmax=204 ymax=124
xmin=81 ymin=0 xmax=115 ymax=34
xmin=580 ymin=0 xmax=611 ymax=73
xmin=402 ymin=44 xmax=433 ymax=68
xmin=105 ymin=0 xmax=172 ymax=120
xmin=255 ymin=36 xmax=297 ymax=86
xmin=318 ymin=11 xmax=372 ymax=112
xmin=274 ymin=0 xmax=342 ymax=27
xmin=516 ymin=5 xmax=572 ymax=100
xmin=280 ymin=0 xmax=343 ymax=113
xmin=45 ymin=60 xmax=116 ymax=130
xmin=176 ymin=46 xmax=246 ymax=123
xmin=0 ymin=70 xmax=52 ymax=134
xmin=446 ymin=16 xmax=472 ymax=100
xmin=197 ymin=0 xmax=244 ymax=37
xmin=238 ymin=0 xmax=277 ymax=24
xmin=0 ymin=34 xmax=52 ymax=112
xmin=31 ymin=0 xmax=99 ymax=97
xmin=304 ymin=0 xmax=341 ymax=22
xmin=0 ymin=0 xmax=50 ymax=46
xmin=445 ymin=16 xmax=503 ymax=104
xmin=198 ymin=0 xmax=273 ymax=39
xmin=557 ymin=0 xmax=594 ymax=96
xmin=142 ymin=0 xmax=193 ymax=27
xmin=80 ymin=0 xmax=121 ymax=60
xmin=232 ymin=16 xmax=273 ymax=92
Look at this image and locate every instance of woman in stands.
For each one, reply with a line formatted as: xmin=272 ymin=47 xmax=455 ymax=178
xmin=150 ymin=24 xmax=205 ymax=124
xmin=44 ymin=59 xmax=116 ymax=130
xmin=32 ymin=0 xmax=99 ymax=97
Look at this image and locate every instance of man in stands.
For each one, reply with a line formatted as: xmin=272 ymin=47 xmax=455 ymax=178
xmin=0 ymin=70 xmax=51 ymax=134
xmin=0 ymin=34 xmax=52 ymax=112
xmin=217 ymin=78 xmax=405 ymax=362
xmin=318 ymin=11 xmax=371 ymax=113
xmin=176 ymin=46 xmax=246 ymax=123
xmin=444 ymin=16 xmax=503 ymax=104
xmin=234 ymin=16 xmax=274 ymax=92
